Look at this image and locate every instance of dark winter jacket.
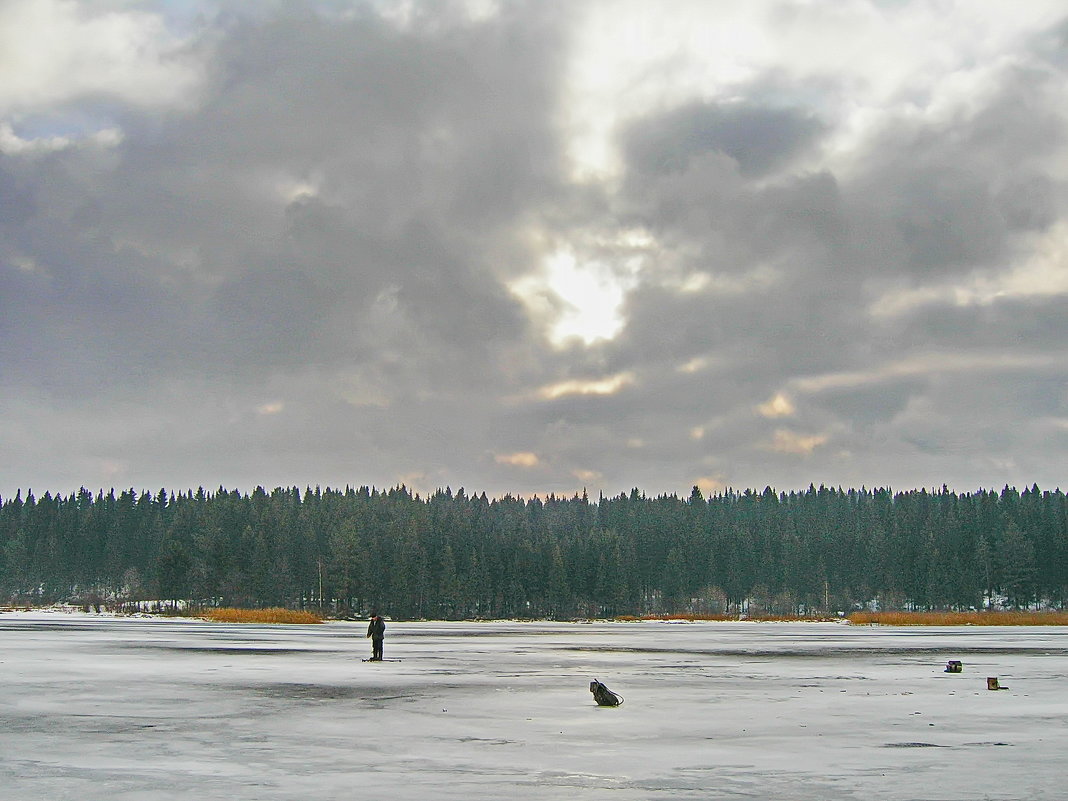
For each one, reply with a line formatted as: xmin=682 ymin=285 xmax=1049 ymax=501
xmin=367 ymin=616 xmax=385 ymax=640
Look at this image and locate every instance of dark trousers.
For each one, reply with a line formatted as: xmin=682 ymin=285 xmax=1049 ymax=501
xmin=371 ymin=637 xmax=383 ymax=660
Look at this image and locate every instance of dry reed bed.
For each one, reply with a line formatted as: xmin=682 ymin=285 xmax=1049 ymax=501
xmin=848 ymin=610 xmax=1068 ymax=626
xmin=203 ymin=607 xmax=323 ymax=624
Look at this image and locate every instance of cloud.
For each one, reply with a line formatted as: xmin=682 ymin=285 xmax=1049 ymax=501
xmin=757 ymin=393 xmax=795 ymax=419
xmin=870 ymin=222 xmax=1068 ymax=317
xmin=572 ymin=468 xmax=603 ymax=484
xmin=789 ymin=351 xmax=1067 ymax=395
xmin=495 ymin=452 xmax=540 ymax=468
xmin=0 ymin=121 xmax=124 ymax=155
xmin=622 ymin=101 xmax=825 ymax=178
xmin=0 ymin=0 xmax=204 ymax=116
xmin=2 ymin=1 xmax=1068 ymax=499
xmin=766 ymin=430 xmax=829 ymax=456
xmin=536 ymin=373 xmax=635 ymax=400
xmin=2 ymin=2 xmax=564 ymax=389
xmin=695 ymin=475 xmax=728 ymax=495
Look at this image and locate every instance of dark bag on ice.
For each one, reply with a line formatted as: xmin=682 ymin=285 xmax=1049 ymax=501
xmin=590 ymin=679 xmax=624 ymax=706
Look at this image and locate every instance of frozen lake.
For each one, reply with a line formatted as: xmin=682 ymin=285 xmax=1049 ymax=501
xmin=2 ymin=613 xmax=1067 ymax=800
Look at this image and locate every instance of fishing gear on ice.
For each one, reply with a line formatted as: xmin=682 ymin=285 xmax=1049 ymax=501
xmin=590 ymin=679 xmax=624 ymax=706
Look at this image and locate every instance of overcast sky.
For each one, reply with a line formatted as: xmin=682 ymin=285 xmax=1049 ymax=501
xmin=2 ymin=0 xmax=1067 ymax=500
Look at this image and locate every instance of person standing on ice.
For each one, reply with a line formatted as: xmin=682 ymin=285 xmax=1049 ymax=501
xmin=366 ymin=611 xmax=385 ymax=661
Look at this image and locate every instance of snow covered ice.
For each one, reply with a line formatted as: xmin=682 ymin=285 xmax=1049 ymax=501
xmin=2 ymin=613 xmax=1067 ymax=800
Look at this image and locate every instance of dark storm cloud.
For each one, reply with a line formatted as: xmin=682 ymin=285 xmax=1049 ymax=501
xmin=0 ymin=1 xmax=583 ymax=495
xmin=613 ymin=154 xmax=860 ymax=380
xmin=622 ymin=101 xmax=825 ymax=179
xmin=613 ymin=57 xmax=1066 ymax=344
xmin=591 ymin=39 xmax=1068 ymax=492
xmin=3 ymin=1 xmax=1068 ymax=498
xmin=0 ymin=163 xmax=35 ymax=227
xmin=877 ymin=296 xmax=1068 ymax=354
xmin=1 ymin=2 xmax=566 ymax=396
xmin=844 ymin=64 xmax=1065 ymax=278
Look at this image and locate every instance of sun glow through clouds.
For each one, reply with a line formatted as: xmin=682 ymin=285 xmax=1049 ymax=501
xmin=758 ymin=393 xmax=796 ymax=419
xmin=495 ymin=452 xmax=540 ymax=468
xmin=510 ymin=247 xmax=636 ymax=348
xmin=543 ymin=249 xmax=628 ymax=346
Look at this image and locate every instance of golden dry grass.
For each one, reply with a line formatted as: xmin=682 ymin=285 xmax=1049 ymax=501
xmin=848 ymin=610 xmax=1068 ymax=626
xmin=203 ymin=607 xmax=324 ymax=624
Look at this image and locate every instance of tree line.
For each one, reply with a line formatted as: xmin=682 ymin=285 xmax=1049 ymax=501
xmin=1 ymin=483 xmax=1065 ymax=617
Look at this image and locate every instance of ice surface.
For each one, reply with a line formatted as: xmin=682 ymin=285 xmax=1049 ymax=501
xmin=2 ymin=612 xmax=1067 ymax=800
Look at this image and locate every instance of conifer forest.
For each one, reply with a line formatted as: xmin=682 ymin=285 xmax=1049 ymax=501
xmin=2 ymin=483 xmax=1066 ymax=617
